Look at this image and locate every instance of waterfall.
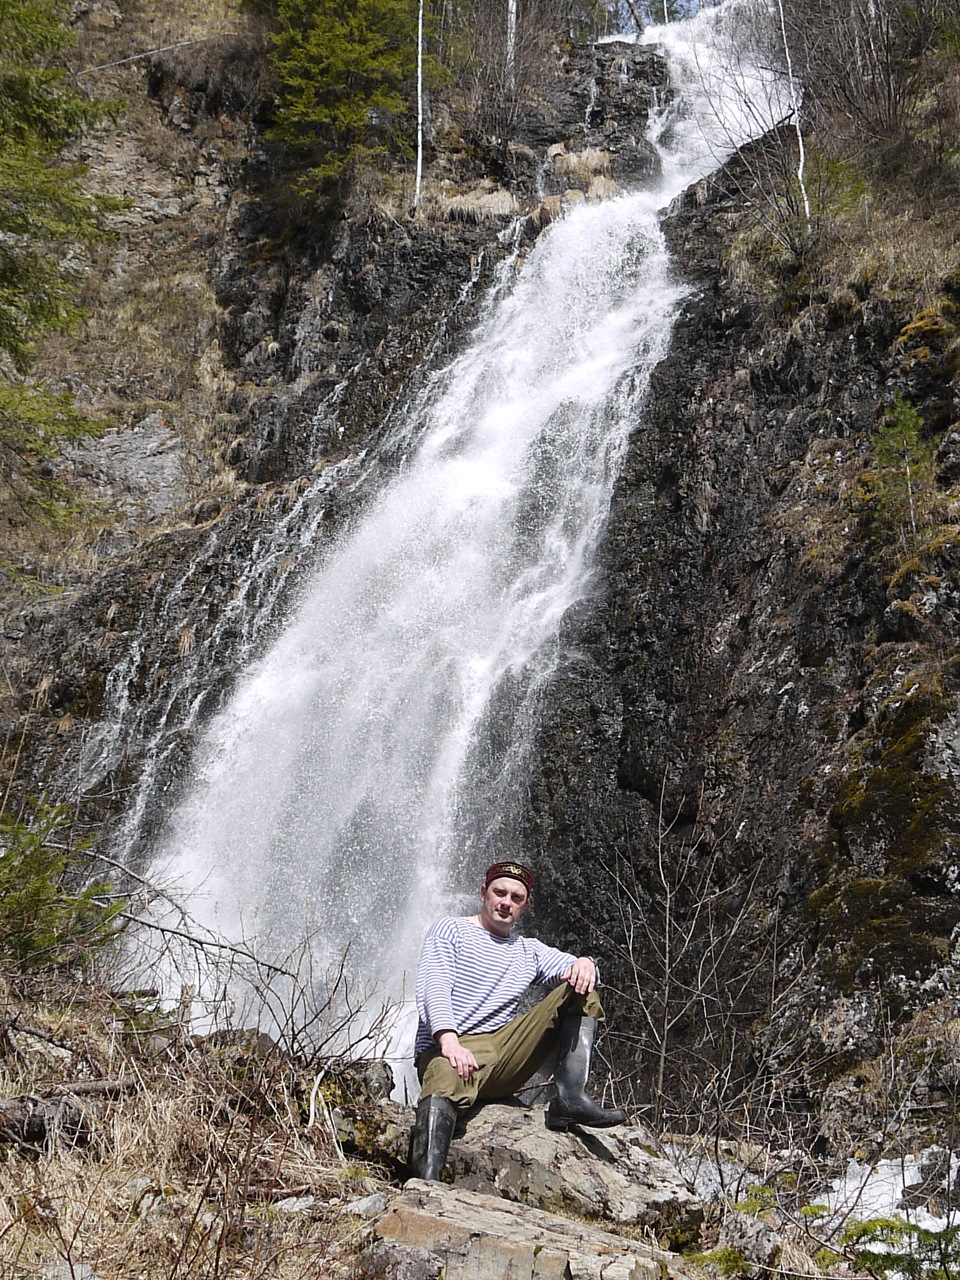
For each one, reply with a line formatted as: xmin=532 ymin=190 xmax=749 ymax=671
xmin=143 ymin=1 xmax=786 ymax=1063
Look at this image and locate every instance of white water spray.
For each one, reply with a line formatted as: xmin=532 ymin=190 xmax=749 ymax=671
xmin=146 ymin=2 xmax=786 ymax=1058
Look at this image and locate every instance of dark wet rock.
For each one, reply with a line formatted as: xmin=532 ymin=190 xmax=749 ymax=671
xmin=516 ymin=137 xmax=960 ymax=1140
xmin=146 ymin=33 xmax=275 ymax=128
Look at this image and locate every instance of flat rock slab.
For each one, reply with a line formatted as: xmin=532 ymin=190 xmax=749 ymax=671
xmin=372 ymin=1180 xmax=708 ymax=1280
xmin=446 ymin=1104 xmax=701 ymax=1246
xmin=67 ymin=418 xmax=189 ymax=523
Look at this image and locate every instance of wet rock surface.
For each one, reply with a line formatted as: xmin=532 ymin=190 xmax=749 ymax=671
xmin=518 ymin=41 xmax=667 ymax=191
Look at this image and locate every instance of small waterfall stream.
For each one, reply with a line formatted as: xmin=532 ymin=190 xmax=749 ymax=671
xmin=139 ymin=2 xmax=786 ymax=1060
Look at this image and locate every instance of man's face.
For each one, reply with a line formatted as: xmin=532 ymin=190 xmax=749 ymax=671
xmin=479 ymin=877 xmax=529 ymax=936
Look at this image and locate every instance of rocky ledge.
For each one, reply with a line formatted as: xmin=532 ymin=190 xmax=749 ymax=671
xmin=364 ymin=1180 xmax=706 ymax=1280
xmin=336 ymin=1098 xmax=703 ymax=1279
xmin=441 ymin=1103 xmax=701 ymax=1245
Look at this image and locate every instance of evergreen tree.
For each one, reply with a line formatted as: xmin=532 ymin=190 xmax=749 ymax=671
xmin=0 ymin=0 xmax=110 ymax=522
xmin=0 ymin=802 xmax=121 ymax=978
xmin=268 ymin=0 xmax=419 ymax=189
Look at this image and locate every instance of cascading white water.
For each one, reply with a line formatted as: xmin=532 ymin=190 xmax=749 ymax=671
xmin=147 ymin=1 xmax=786 ymax=1058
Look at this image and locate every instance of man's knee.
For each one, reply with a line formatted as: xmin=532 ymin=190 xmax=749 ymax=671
xmin=551 ymin=984 xmax=605 ymax=1021
xmin=582 ymin=989 xmax=604 ymax=1020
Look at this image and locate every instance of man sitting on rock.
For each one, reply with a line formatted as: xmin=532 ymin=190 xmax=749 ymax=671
xmin=410 ymin=860 xmax=626 ymax=1180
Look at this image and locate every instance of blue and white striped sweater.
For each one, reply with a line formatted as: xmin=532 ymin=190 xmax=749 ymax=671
xmin=414 ymin=916 xmax=577 ymax=1057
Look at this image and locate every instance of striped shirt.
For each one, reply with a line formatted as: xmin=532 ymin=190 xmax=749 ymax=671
xmin=414 ymin=916 xmax=577 ymax=1057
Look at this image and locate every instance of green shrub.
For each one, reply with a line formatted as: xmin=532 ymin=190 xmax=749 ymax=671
xmin=688 ymin=1247 xmax=751 ymax=1278
xmin=842 ymin=1216 xmax=960 ymax=1280
xmin=859 ymin=392 xmax=938 ymax=555
xmin=0 ymin=0 xmax=116 ymax=522
xmin=0 ymin=381 xmax=102 ymax=522
xmin=0 ymin=803 xmax=122 ymax=976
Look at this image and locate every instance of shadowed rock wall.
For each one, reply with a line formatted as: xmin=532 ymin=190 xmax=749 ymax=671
xmin=522 ymin=149 xmax=960 ymax=1141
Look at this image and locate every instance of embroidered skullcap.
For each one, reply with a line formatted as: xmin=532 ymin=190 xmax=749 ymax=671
xmin=484 ymin=861 xmax=535 ymax=892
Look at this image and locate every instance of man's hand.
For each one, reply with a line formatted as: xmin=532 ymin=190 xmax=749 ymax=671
xmin=561 ymin=956 xmax=597 ymax=995
xmin=435 ymin=1030 xmax=479 ymax=1081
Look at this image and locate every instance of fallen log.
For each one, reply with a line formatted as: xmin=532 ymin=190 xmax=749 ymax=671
xmin=45 ymin=1076 xmax=139 ymax=1100
xmin=0 ymin=1076 xmax=140 ymax=1152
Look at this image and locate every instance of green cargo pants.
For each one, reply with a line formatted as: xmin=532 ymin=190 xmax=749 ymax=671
xmin=416 ymin=982 xmax=604 ymax=1110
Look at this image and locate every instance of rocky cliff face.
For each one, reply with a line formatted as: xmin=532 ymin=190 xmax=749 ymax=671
xmin=524 ymin=144 xmax=960 ymax=1146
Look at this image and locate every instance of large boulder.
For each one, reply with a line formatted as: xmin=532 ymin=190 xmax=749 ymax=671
xmin=340 ymin=1100 xmax=701 ymax=1248
xmin=447 ymin=1103 xmax=702 ymax=1247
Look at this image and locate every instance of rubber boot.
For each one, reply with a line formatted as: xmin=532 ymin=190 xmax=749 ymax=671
xmin=545 ymin=1016 xmax=627 ymax=1131
xmin=409 ymin=1094 xmax=457 ymax=1180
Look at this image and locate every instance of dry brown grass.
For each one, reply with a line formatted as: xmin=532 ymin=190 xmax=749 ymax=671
xmin=551 ymin=146 xmax=612 ymax=187
xmin=725 ymin=68 xmax=960 ymax=320
xmin=41 ymin=237 xmax=239 ymax=478
xmin=0 ymin=978 xmax=389 ymax=1280
xmin=73 ymin=0 xmax=259 ymax=89
xmin=130 ymin=0 xmax=248 ymax=45
xmin=727 ymin=189 xmax=960 ymax=325
xmin=811 ymin=203 xmax=960 ymax=312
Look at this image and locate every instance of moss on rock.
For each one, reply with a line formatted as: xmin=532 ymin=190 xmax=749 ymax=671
xmin=806 ymin=663 xmax=960 ymax=996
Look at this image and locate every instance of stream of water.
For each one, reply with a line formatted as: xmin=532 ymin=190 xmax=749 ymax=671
xmin=141 ymin=1 xmax=787 ymax=1068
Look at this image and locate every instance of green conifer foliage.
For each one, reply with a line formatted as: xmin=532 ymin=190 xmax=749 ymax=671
xmin=0 ymin=0 xmax=106 ymax=371
xmin=268 ymin=0 xmax=419 ymax=189
xmin=0 ymin=0 xmax=110 ymax=522
xmin=0 ymin=803 xmax=121 ymax=978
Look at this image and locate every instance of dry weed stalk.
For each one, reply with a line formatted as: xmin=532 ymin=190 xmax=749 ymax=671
xmin=0 ymin=898 xmax=400 ymax=1280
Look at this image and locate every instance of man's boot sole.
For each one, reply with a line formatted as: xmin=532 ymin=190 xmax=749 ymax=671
xmin=545 ymin=1109 xmax=626 ymax=1131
